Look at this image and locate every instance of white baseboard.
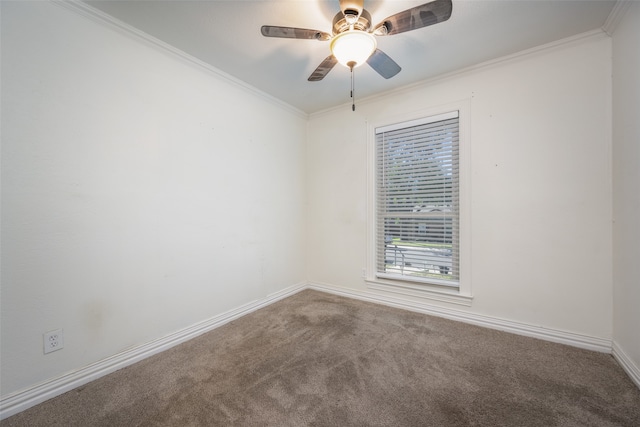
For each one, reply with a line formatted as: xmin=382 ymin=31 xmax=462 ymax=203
xmin=612 ymin=341 xmax=640 ymax=389
xmin=2 ymin=281 xmax=629 ymax=420
xmin=307 ymin=281 xmax=613 ymax=353
xmin=0 ymin=282 xmax=307 ymax=420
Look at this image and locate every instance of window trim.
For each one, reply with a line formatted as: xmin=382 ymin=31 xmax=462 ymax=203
xmin=365 ymin=101 xmax=472 ymax=302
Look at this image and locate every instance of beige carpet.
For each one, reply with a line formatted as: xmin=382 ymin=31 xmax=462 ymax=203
xmin=3 ymin=290 xmax=640 ymax=426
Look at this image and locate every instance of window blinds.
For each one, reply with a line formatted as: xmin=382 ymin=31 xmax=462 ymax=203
xmin=375 ymin=111 xmax=459 ymax=287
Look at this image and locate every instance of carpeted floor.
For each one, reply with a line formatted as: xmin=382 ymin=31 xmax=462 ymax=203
xmin=3 ymin=289 xmax=640 ymax=426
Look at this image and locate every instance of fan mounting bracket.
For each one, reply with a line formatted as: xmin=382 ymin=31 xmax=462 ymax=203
xmin=332 ymin=9 xmax=372 ymax=35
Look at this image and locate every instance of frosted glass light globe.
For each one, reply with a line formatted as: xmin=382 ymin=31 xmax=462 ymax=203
xmin=330 ymin=30 xmax=377 ymax=68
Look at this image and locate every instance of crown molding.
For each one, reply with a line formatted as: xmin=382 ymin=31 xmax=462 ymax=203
xmin=602 ymin=0 xmax=634 ymax=36
xmin=51 ymin=0 xmax=308 ymax=119
xmin=311 ymin=28 xmax=608 ymax=118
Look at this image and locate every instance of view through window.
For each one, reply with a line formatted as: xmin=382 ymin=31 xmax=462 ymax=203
xmin=375 ymin=111 xmax=460 ymax=288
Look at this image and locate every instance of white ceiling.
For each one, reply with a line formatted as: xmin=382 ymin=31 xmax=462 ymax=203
xmin=83 ymin=0 xmax=617 ymax=114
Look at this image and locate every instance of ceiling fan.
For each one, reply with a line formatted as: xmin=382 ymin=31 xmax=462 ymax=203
xmin=261 ymin=0 xmax=453 ymax=82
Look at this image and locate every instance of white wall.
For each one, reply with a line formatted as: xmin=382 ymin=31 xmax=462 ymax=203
xmin=307 ymin=33 xmax=613 ymax=340
xmin=1 ymin=0 xmax=634 ymax=409
xmin=1 ymin=1 xmax=306 ymax=397
xmin=612 ymin=1 xmax=640 ymax=376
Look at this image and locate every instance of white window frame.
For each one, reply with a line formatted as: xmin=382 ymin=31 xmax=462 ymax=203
xmin=365 ymin=102 xmax=472 ymax=305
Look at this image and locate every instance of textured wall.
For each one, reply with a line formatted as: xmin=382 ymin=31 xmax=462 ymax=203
xmin=1 ymin=1 xmax=307 ymax=396
xmin=612 ymin=1 xmax=640 ymax=377
xmin=307 ymin=33 xmax=613 ymax=340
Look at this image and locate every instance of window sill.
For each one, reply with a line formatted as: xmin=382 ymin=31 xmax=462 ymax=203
xmin=365 ymin=278 xmax=473 ymax=307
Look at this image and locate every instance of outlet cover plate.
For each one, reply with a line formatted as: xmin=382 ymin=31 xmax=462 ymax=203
xmin=44 ymin=329 xmax=64 ymax=354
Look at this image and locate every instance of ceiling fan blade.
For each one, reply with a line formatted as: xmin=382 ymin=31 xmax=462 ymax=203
xmin=308 ymin=55 xmax=338 ymax=81
xmin=261 ymin=26 xmax=331 ymax=41
xmin=367 ymin=49 xmax=401 ymax=79
xmin=373 ymin=0 xmax=452 ymax=36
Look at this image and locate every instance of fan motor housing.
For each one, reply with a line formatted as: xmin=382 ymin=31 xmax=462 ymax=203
xmin=332 ymin=9 xmax=372 ymax=35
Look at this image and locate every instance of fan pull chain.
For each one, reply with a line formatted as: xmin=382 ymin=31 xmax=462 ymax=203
xmin=348 ymin=61 xmax=356 ymax=111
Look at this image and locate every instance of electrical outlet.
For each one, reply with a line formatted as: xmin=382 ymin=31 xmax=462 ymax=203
xmin=361 ymin=268 xmax=366 ymax=278
xmin=44 ymin=329 xmax=64 ymax=354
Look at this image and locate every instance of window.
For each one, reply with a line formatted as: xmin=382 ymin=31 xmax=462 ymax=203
xmin=374 ymin=111 xmax=460 ymax=289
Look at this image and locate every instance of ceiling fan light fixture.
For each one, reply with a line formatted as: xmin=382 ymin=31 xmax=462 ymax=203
xmin=330 ymin=30 xmax=376 ymax=68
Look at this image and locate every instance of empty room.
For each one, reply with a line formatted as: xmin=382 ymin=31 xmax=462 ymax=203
xmin=1 ymin=0 xmax=639 ymax=425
